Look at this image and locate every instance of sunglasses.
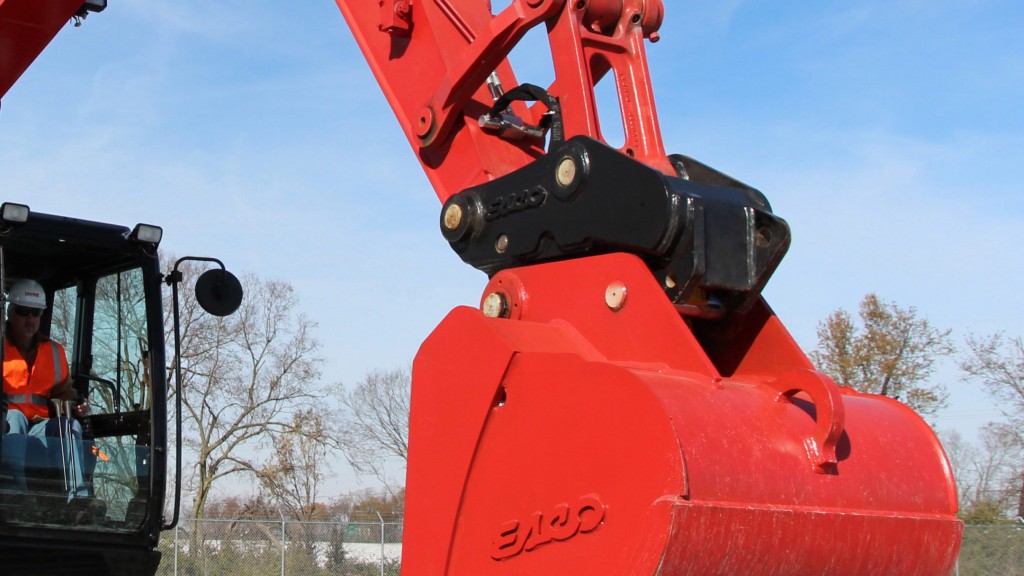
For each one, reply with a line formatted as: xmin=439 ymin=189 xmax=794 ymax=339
xmin=11 ymin=306 xmax=43 ymax=318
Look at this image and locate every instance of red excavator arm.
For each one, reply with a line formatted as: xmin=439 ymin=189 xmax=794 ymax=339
xmin=0 ymin=0 xmax=104 ymax=100
xmin=336 ymin=0 xmax=672 ymax=202
xmin=334 ymin=1 xmax=962 ymax=574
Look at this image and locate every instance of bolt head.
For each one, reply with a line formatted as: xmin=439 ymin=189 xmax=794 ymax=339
xmin=482 ymin=292 xmax=509 ymax=318
xmin=556 ymin=157 xmax=577 ymax=188
xmin=416 ymin=107 xmax=434 ymax=138
xmin=443 ymin=204 xmax=463 ymax=231
xmin=605 ymin=281 xmax=627 ymax=311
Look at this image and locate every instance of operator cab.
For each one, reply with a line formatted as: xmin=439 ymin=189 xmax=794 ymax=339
xmin=0 ymin=203 xmax=169 ymax=570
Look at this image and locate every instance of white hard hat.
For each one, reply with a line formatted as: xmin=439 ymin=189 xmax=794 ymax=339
xmin=7 ymin=279 xmax=47 ymax=309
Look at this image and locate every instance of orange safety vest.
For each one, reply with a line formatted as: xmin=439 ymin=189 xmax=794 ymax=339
xmin=3 ymin=338 xmax=68 ymax=421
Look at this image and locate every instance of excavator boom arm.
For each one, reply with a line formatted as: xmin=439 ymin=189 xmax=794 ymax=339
xmin=0 ymin=0 xmax=105 ymax=100
xmin=334 ymin=0 xmax=673 ymax=203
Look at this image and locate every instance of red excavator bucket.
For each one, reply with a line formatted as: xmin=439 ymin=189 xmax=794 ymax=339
xmin=402 ymin=253 xmax=961 ymax=575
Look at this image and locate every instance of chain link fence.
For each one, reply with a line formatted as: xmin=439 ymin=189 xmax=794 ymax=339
xmin=155 ymin=519 xmax=1020 ymax=575
xmin=156 ymin=518 xmax=402 ymax=576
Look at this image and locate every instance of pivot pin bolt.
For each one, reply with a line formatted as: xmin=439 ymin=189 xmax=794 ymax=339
xmin=443 ymin=204 xmax=463 ymax=231
xmin=482 ymin=292 xmax=510 ymax=318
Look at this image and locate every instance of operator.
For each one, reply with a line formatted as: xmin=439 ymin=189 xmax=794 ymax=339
xmin=1 ymin=278 xmax=89 ymax=501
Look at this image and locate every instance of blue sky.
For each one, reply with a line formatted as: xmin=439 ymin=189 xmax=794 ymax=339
xmin=3 ymin=1 xmax=1021 ymax=495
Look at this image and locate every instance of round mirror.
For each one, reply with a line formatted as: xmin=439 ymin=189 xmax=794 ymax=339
xmin=194 ymin=269 xmax=243 ymax=317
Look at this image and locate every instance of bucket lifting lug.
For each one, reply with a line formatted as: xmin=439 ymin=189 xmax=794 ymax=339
xmin=769 ymin=369 xmax=846 ymax=474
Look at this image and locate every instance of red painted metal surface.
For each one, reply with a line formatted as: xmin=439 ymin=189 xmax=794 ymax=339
xmin=333 ymin=0 xmax=963 ymax=572
xmin=0 ymin=0 xmax=82 ymax=99
xmin=334 ymin=0 xmax=674 ymax=203
xmin=408 ymin=254 xmax=961 ymax=574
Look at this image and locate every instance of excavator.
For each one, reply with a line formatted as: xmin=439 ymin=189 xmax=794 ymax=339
xmin=2 ymin=0 xmax=962 ymax=574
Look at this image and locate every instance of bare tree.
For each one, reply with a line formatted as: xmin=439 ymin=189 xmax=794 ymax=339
xmin=253 ymin=408 xmax=338 ymax=561
xmin=942 ymin=426 xmax=1023 ymax=522
xmin=810 ymin=293 xmax=954 ymax=416
xmin=941 ymin=430 xmax=978 ymax=507
xmin=255 ymin=408 xmax=333 ymax=522
xmin=960 ymin=333 xmax=1024 ymax=435
xmin=960 ymin=333 xmax=1024 ymax=518
xmin=167 ymin=262 xmax=325 ymax=519
xmin=337 ymin=367 xmax=410 ymax=485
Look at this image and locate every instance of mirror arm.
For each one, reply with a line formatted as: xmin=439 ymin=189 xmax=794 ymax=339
xmin=161 ymin=256 xmax=240 ymax=531
xmin=161 ymin=256 xmax=221 ymax=530
xmin=162 ymin=266 xmax=185 ymax=531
